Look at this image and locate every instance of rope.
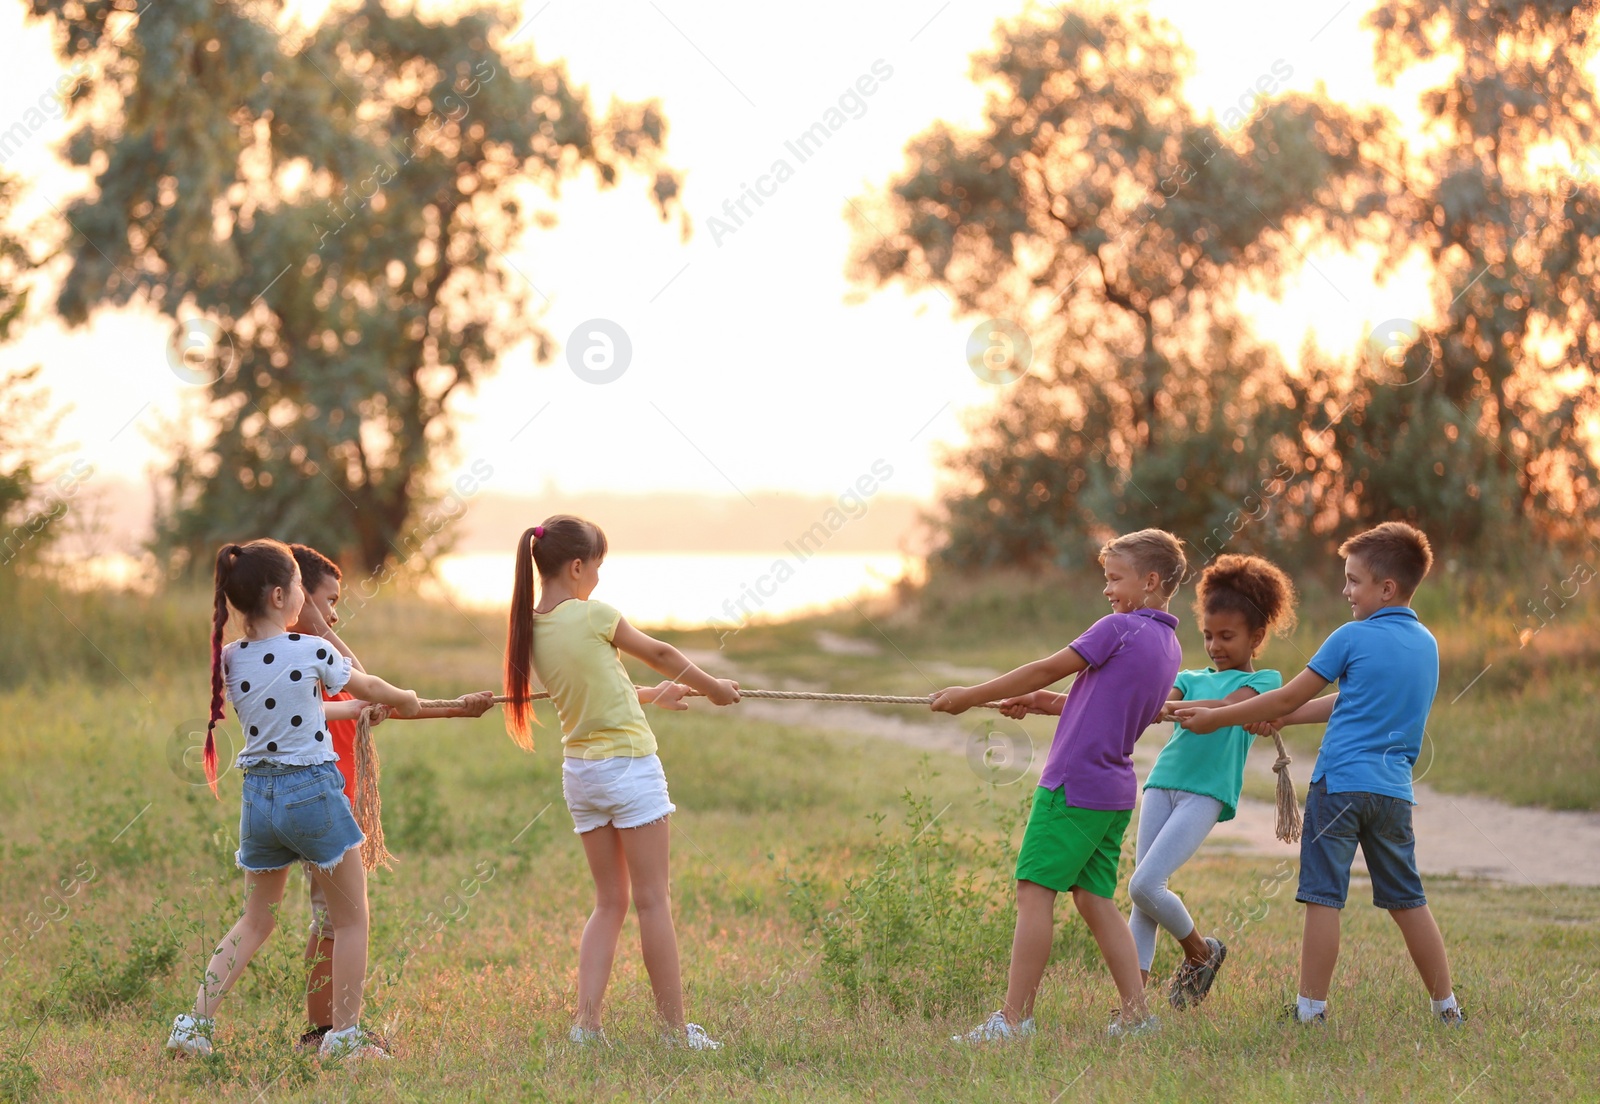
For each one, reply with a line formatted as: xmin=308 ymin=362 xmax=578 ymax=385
xmin=1269 ymin=729 xmax=1303 ymax=845
xmin=352 ymin=705 xmax=397 ymax=872
xmin=417 ymin=689 xmax=1304 ymax=844
xmin=421 ymin=690 xmax=1010 ymax=709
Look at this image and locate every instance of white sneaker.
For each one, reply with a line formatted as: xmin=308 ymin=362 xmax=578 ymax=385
xmin=682 ymin=1023 xmax=722 ymax=1051
xmin=1107 ymin=1012 xmax=1161 ymax=1038
xmin=953 ymin=1010 xmax=1036 ymax=1043
xmin=165 ymin=1013 xmax=214 ymax=1058
xmin=569 ymin=1024 xmax=608 ymax=1046
xmin=319 ymin=1025 xmax=390 ymax=1061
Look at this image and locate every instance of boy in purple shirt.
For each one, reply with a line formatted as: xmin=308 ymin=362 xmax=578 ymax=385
xmin=933 ymin=529 xmax=1186 ymax=1041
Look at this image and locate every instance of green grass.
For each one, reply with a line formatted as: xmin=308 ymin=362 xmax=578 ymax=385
xmin=0 ymin=580 xmax=1598 ymax=1100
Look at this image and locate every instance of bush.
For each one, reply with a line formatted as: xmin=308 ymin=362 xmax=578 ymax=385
xmin=783 ymin=784 xmax=1083 ymax=1016
xmin=37 ymin=903 xmax=184 ymax=1021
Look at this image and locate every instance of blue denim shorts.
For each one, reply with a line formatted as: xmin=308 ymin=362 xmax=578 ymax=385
xmin=1297 ymin=779 xmax=1427 ymax=910
xmin=236 ymin=761 xmax=364 ymax=873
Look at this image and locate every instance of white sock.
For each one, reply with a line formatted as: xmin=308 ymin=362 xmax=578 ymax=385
xmin=1430 ymin=993 xmax=1458 ymax=1013
xmin=1297 ymin=995 xmax=1327 ymax=1021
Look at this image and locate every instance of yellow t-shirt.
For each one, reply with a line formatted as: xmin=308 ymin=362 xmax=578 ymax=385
xmin=531 ymin=599 xmax=656 ymax=759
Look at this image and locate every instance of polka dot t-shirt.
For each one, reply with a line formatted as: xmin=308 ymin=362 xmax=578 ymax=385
xmin=222 ymin=633 xmax=354 ymax=768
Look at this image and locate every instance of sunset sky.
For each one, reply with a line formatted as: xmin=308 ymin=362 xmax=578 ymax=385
xmin=1 ymin=0 xmax=1444 ymax=529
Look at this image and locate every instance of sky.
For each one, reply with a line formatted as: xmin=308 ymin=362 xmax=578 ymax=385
xmin=1 ymin=0 xmax=1445 ymax=521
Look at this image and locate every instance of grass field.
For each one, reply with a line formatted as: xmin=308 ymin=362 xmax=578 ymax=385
xmin=1 ymin=576 xmax=1598 ymax=1101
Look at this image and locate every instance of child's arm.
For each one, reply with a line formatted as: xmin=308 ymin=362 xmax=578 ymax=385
xmin=1158 ymin=686 xmax=1262 ymax=724
xmin=1268 ymin=692 xmax=1338 ymax=727
xmin=393 ymin=690 xmax=498 ymax=720
xmin=931 ymin=645 xmax=1089 ymax=716
xmin=996 ymin=689 xmax=1068 ymax=719
xmin=344 ymin=670 xmax=421 ymax=717
xmin=1174 ymin=669 xmax=1328 ymax=734
xmin=639 ymin=681 xmax=690 ymax=711
xmin=610 ymin=619 xmax=740 ymax=706
xmin=324 ymin=699 xmax=368 ymax=721
xmin=296 ymin=602 xmax=367 ymax=674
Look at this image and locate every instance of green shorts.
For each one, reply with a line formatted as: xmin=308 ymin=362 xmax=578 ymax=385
xmin=1014 ymin=786 xmax=1132 ymax=898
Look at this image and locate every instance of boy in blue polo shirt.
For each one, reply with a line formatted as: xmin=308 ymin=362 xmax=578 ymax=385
xmin=1176 ymin=522 xmax=1463 ymax=1027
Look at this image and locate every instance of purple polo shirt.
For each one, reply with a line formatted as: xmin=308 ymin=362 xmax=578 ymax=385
xmin=1038 ymin=609 xmax=1182 ymax=810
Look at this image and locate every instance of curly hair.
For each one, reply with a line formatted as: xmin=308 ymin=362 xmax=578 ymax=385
xmin=1194 ymin=554 xmax=1297 ymax=651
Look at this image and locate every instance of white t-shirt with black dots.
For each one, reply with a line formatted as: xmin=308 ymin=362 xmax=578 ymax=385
xmin=223 ymin=632 xmax=355 ymax=767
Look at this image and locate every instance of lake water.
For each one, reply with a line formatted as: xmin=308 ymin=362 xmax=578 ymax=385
xmin=425 ymin=550 xmax=923 ymax=628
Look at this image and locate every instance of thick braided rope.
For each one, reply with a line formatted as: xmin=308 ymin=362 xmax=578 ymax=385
xmin=420 ymin=690 xmax=1008 ymax=709
xmin=1270 ymin=729 xmax=1303 ymax=844
xmin=352 ymin=705 xmax=397 ymax=871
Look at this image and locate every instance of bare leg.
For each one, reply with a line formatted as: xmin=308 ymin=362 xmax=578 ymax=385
xmin=619 ymin=818 xmax=685 ymax=1030
xmin=1388 ymin=905 xmax=1453 ymax=1000
xmin=308 ymin=850 xmax=369 ymax=1033
xmin=576 ymin=825 xmax=630 ymax=1031
xmin=1299 ymin=903 xmax=1341 ymax=1001
xmin=1001 ymin=880 xmax=1057 ymax=1024
xmin=193 ymin=868 xmax=289 ymax=1019
xmin=304 ymin=931 xmax=335 ymax=1028
xmin=1072 ymin=887 xmax=1149 ymax=1021
xmin=1176 ymin=926 xmax=1210 ymax=965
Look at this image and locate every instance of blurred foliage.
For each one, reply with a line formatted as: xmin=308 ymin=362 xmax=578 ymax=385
xmin=851 ymin=3 xmax=1600 ymax=571
xmin=27 ymin=0 xmax=684 ymax=573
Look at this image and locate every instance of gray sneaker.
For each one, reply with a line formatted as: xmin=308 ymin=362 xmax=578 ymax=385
xmin=1169 ymin=937 xmax=1228 ymax=1010
xmin=1438 ymin=1004 xmax=1467 ymax=1027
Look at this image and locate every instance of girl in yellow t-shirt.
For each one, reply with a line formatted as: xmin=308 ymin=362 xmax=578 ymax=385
xmin=502 ymin=515 xmax=741 ymax=1050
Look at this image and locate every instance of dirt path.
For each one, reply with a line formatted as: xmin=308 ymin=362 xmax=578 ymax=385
xmin=692 ymin=642 xmax=1600 ymax=888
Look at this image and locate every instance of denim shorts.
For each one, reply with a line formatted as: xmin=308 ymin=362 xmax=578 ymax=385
xmin=236 ymin=761 xmax=364 ymax=873
xmin=1297 ymin=779 xmax=1427 ymax=911
xmin=562 ymin=754 xmax=675 ymax=834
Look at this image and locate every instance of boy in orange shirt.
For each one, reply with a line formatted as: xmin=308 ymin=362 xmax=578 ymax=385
xmin=288 ymin=544 xmax=494 ymax=1050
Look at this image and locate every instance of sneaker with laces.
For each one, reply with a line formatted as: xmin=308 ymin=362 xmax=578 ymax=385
xmin=295 ymin=1026 xmax=331 ymax=1054
xmin=569 ymin=1024 xmax=608 ymax=1046
xmin=1106 ymin=1011 xmax=1161 ymax=1038
xmin=318 ymin=1025 xmax=390 ymax=1061
xmin=952 ymin=1010 xmax=1036 ymax=1043
xmin=165 ymin=1013 xmax=214 ymax=1058
xmin=1169 ymin=937 xmax=1228 ymax=1010
xmin=1438 ymin=1004 xmax=1467 ymax=1027
xmin=682 ymin=1023 xmax=722 ymax=1051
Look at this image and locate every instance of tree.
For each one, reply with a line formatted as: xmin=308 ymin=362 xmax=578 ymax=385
xmin=1339 ymin=0 xmax=1600 ymax=547
xmin=848 ymin=7 xmax=1390 ymax=570
xmin=0 ymin=173 xmax=70 ymax=572
xmin=30 ymin=0 xmax=683 ymax=572
xmin=854 ymin=3 xmax=1600 ymax=571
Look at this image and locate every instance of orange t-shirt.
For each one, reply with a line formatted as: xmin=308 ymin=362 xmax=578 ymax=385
xmin=325 ymin=690 xmax=359 ymax=804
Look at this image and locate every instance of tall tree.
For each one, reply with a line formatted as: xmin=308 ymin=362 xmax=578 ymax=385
xmin=848 ymin=7 xmax=1390 ymax=569
xmin=31 ymin=0 xmax=682 ymax=571
xmin=1338 ymin=0 xmax=1600 ymax=546
xmin=0 ymin=173 xmax=66 ymax=570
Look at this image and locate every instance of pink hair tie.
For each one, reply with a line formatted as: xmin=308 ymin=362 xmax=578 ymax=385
xmin=532 ymin=526 xmax=546 ymax=540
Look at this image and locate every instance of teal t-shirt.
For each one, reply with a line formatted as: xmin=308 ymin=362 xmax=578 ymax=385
xmin=1143 ymin=666 xmax=1283 ymax=822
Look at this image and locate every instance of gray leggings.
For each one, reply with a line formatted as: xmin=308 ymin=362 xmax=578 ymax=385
xmin=1128 ymin=787 xmax=1224 ymax=971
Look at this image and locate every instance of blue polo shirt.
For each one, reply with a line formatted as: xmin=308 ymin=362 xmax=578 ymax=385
xmin=1306 ymin=605 xmax=1438 ymax=802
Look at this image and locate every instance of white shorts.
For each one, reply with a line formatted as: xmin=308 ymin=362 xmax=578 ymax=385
xmin=562 ymin=754 xmax=676 ymax=834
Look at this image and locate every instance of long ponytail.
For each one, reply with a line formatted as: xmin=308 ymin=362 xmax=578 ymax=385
xmin=206 ymin=544 xmax=242 ymax=797
xmin=503 ymin=527 xmax=540 ymax=749
xmin=502 ymin=516 xmax=609 ymax=752
xmin=206 ymin=538 xmax=297 ymax=798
